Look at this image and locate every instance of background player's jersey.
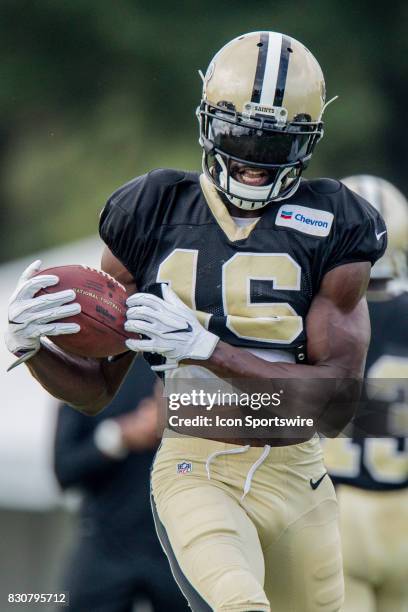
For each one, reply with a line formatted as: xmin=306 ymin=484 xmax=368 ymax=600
xmin=99 ymin=169 xmax=385 ymax=356
xmin=325 ymin=291 xmax=408 ymax=490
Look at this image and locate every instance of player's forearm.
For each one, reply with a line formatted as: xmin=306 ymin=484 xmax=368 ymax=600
xmin=203 ymin=340 xmax=346 ymax=380
xmin=199 ymin=341 xmax=361 ymax=435
xmin=25 ymin=342 xmax=135 ymax=415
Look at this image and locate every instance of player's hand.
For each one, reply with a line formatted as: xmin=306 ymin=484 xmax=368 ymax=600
xmin=5 ymin=260 xmax=81 ymax=365
xmin=117 ymin=398 xmax=160 ymax=451
xmin=124 ymin=284 xmax=219 ymax=371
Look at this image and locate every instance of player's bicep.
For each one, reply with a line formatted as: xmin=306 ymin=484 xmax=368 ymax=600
xmin=306 ymin=262 xmax=371 ymax=376
xmin=101 ymin=246 xmax=137 ymax=295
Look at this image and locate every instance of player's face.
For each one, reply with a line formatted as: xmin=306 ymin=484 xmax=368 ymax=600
xmin=230 ymin=161 xmax=273 ymax=187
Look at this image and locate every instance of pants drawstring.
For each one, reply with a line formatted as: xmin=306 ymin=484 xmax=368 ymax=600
xmin=242 ymin=445 xmax=271 ymax=500
xmin=205 ymin=444 xmax=272 ymax=500
xmin=205 ymin=446 xmax=250 ymax=481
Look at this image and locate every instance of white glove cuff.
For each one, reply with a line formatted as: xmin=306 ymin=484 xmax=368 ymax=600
xmin=4 ymin=328 xmax=39 ymax=356
xmin=191 ymin=330 xmax=219 ymax=361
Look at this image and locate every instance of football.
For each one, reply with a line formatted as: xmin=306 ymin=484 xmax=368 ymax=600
xmin=35 ymin=265 xmax=139 ymax=357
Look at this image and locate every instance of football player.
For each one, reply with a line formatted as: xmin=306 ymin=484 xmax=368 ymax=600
xmin=6 ymin=32 xmax=387 ymax=611
xmin=323 ymin=175 xmax=408 ymax=612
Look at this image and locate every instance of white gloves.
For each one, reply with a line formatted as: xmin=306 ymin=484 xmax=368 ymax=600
xmin=5 ymin=260 xmax=81 ymax=368
xmin=125 ymin=284 xmax=219 ymax=371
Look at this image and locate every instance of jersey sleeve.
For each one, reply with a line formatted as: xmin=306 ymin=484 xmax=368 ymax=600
xmin=320 ymin=183 xmax=387 ymax=276
xmin=99 ymin=168 xmax=188 ymax=280
xmin=99 ymin=174 xmax=147 ymax=278
xmin=99 ymin=170 xmax=166 ymax=280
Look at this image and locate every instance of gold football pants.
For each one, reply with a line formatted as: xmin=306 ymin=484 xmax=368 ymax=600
xmin=337 ymin=484 xmax=408 ymax=612
xmin=151 ymin=434 xmax=344 ymax=612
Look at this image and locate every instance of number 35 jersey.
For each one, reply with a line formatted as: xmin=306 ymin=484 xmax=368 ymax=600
xmin=99 ymin=169 xmax=386 ymax=355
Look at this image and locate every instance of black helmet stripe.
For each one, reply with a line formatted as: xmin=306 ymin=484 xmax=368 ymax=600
xmin=251 ymin=32 xmax=269 ymax=103
xmin=251 ymin=33 xmax=292 ymax=107
xmin=273 ymin=35 xmax=291 ymax=106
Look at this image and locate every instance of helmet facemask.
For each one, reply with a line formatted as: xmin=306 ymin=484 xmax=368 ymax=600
xmin=197 ymin=101 xmax=324 ymax=210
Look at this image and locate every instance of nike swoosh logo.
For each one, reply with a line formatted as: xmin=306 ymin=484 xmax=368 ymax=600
xmin=164 ymin=322 xmax=193 ymax=334
xmin=375 ymin=230 xmax=387 ymax=240
xmin=310 ymin=472 xmax=328 ymax=490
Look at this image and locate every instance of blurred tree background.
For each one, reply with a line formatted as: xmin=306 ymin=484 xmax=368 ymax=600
xmin=0 ymin=0 xmax=406 ymax=262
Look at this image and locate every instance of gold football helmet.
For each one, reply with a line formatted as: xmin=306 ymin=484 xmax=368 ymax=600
xmin=342 ymin=175 xmax=408 ymax=279
xmin=197 ymin=31 xmax=330 ymax=210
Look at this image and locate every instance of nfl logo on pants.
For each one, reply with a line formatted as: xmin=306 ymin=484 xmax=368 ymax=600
xmin=177 ymin=461 xmax=192 ymax=474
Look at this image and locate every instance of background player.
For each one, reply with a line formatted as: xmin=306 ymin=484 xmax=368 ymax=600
xmin=54 ymin=358 xmax=189 ymax=612
xmin=5 ymin=32 xmax=387 ymax=611
xmin=323 ymin=175 xmax=408 ymax=612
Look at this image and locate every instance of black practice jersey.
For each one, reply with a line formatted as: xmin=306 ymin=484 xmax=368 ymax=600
xmin=100 ymin=169 xmax=386 ymax=356
xmin=328 ymin=291 xmax=408 ymax=491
